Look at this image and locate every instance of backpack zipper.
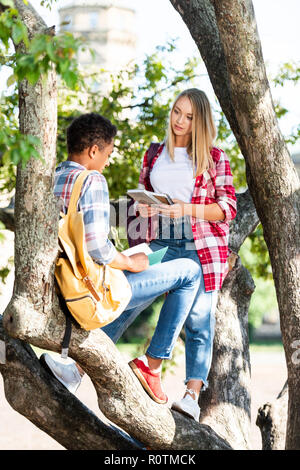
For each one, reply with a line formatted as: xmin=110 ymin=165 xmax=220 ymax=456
xmin=65 ymin=294 xmax=97 ymax=304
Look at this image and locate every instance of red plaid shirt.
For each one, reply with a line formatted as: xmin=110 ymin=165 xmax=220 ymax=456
xmin=138 ymin=143 xmax=237 ymax=292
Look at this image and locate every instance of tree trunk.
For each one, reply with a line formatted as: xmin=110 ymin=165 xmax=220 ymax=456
xmin=200 ymin=257 xmax=254 ymax=449
xmin=256 ymin=381 xmax=288 ymax=450
xmin=13 ymin=1 xmax=58 ymax=318
xmin=0 ymin=0 xmax=231 ymax=451
xmin=2 ymin=191 xmax=256 ymax=449
xmin=0 ymin=317 xmax=141 ymax=450
xmin=2 ymin=0 xmax=285 ymax=451
xmin=169 ymin=0 xmax=300 ymax=450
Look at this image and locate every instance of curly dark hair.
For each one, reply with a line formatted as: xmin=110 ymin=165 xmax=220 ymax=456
xmin=67 ymin=113 xmax=117 ymax=155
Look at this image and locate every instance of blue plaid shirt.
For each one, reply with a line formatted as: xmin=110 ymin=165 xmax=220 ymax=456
xmin=54 ymin=161 xmax=117 ymax=264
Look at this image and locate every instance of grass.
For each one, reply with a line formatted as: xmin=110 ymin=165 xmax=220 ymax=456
xmin=117 ymin=338 xmax=285 ymax=364
xmin=249 ymin=339 xmax=284 ymax=353
xmin=32 ymin=336 xmax=284 ymax=373
xmin=116 ymin=341 xmax=142 ymax=359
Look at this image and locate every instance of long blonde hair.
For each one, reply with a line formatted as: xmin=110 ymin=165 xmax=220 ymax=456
xmin=166 ymin=88 xmax=216 ymax=177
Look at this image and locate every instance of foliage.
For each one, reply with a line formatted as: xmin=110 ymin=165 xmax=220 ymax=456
xmin=0 ymin=1 xmax=299 ymax=329
xmin=55 ymin=41 xmax=252 ymax=199
xmin=0 ymin=0 xmax=86 ymax=172
xmin=56 ymin=42 xmax=202 ymax=199
xmin=272 ymin=61 xmax=300 ymax=146
xmin=273 ymin=61 xmax=300 ymax=86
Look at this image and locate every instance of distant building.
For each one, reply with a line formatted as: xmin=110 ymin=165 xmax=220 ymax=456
xmin=58 ymin=0 xmax=137 ymax=72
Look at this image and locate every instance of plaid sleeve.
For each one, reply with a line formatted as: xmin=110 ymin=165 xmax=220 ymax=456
xmin=79 ymin=172 xmax=117 ymax=264
xmin=214 ymin=150 xmax=237 ymax=223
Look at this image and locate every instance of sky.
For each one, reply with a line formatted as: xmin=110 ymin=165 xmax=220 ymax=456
xmin=4 ymin=0 xmax=300 ymax=152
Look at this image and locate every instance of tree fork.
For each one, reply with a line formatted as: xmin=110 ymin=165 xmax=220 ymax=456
xmin=0 ymin=316 xmax=141 ymax=450
xmin=211 ymin=0 xmax=300 ymax=450
xmin=169 ymin=0 xmax=300 ymax=449
xmin=3 ymin=287 xmax=232 ymax=450
xmin=1 ymin=0 xmax=277 ymax=451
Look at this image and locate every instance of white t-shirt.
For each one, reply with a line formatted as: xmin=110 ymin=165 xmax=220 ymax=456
xmin=149 ymin=146 xmax=195 ymax=203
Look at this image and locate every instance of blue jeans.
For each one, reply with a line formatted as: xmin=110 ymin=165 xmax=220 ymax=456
xmin=102 ymin=257 xmax=202 ymax=361
xmin=103 ymin=221 xmax=218 ymax=389
xmin=149 ymin=237 xmax=218 ymax=389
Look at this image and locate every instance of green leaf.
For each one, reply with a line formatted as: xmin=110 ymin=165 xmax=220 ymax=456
xmin=6 ymin=73 xmax=16 ymax=87
xmin=26 ymin=67 xmax=41 ymax=85
xmin=62 ymin=69 xmax=77 ymax=88
xmin=12 ymin=21 xmax=27 ymax=45
xmin=0 ymin=0 xmax=15 ymax=7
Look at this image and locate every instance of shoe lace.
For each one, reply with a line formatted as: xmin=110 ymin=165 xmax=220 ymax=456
xmin=185 ymin=388 xmax=197 ymax=400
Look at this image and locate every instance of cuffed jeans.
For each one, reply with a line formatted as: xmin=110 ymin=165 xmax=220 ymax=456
xmin=149 ymin=236 xmax=218 ymax=389
xmin=102 ymin=257 xmax=202 ymax=361
xmin=103 ymin=220 xmax=218 ymax=390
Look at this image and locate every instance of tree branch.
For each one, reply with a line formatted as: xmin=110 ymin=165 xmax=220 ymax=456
xmin=14 ymin=0 xmax=49 ymax=39
xmin=200 ymin=255 xmax=254 ymax=449
xmin=169 ymin=0 xmax=243 ymax=148
xmin=229 ymin=189 xmax=259 ymax=253
xmin=211 ymin=0 xmax=300 ymax=450
xmin=0 ymin=316 xmax=141 ymax=450
xmin=2 ymin=294 xmax=232 ymax=450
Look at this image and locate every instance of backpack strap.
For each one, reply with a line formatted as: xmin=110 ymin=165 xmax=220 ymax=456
xmin=59 ymin=294 xmax=73 ymax=359
xmin=54 ymin=277 xmax=75 ymax=359
xmin=58 ymin=169 xmax=91 ymax=358
xmin=67 ymin=169 xmax=91 ymax=215
xmin=147 ymin=142 xmax=161 ymax=169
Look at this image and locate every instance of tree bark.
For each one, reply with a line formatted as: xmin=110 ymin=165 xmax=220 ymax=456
xmin=2 ymin=0 xmax=282 ymax=451
xmin=169 ymin=0 xmax=243 ymax=146
xmin=212 ymin=0 xmax=300 ymax=451
xmin=12 ymin=1 xmax=59 ymax=316
xmin=0 ymin=316 xmax=141 ymax=450
xmin=1 ymin=192 xmax=257 ymax=449
xmin=256 ymin=381 xmax=288 ymax=450
xmin=169 ymin=0 xmax=300 ymax=450
xmin=200 ymin=257 xmax=254 ymax=450
xmin=0 ymin=0 xmax=232 ymax=451
xmin=2 ymin=294 xmax=233 ymax=450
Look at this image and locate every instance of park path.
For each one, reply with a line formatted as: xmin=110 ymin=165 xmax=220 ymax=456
xmin=0 ymin=348 xmax=287 ymax=450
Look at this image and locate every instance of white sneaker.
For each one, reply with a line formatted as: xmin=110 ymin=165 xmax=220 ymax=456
xmin=40 ymin=353 xmax=82 ymax=395
xmin=171 ymin=390 xmax=201 ymax=421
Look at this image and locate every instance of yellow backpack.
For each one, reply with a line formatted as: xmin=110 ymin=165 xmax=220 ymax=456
xmin=55 ymin=170 xmax=132 ymax=355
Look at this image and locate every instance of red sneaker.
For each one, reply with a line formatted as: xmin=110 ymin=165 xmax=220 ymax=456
xmin=129 ymin=357 xmax=168 ymax=404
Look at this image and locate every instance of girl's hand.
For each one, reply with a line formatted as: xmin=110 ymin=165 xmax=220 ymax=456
xmin=127 ymin=252 xmax=149 ymax=272
xmin=155 ymin=199 xmax=187 ymax=219
xmin=137 ymin=203 xmax=159 ymax=218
